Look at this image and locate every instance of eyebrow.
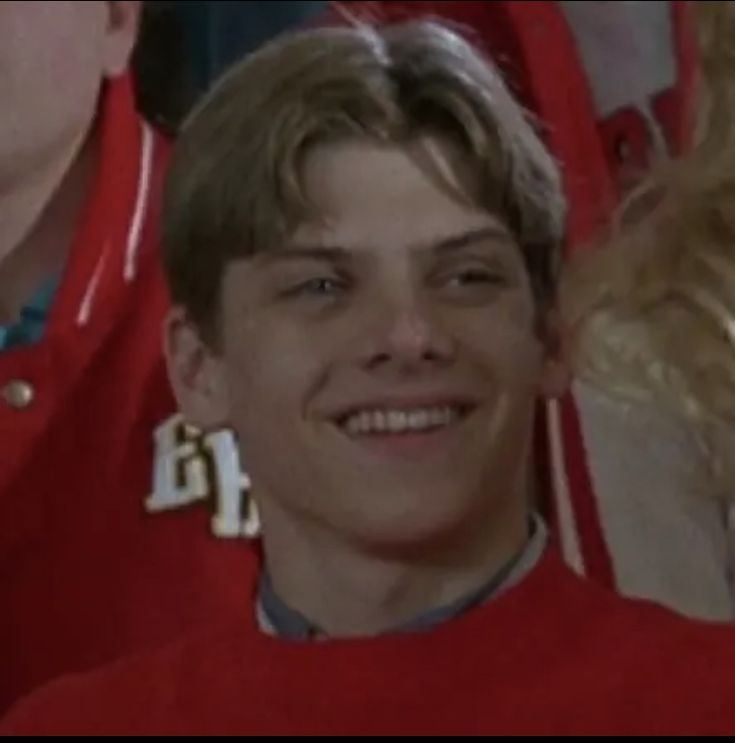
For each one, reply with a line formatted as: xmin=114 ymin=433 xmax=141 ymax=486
xmin=429 ymin=226 xmax=513 ymax=255
xmin=256 ymin=225 xmax=512 ymax=265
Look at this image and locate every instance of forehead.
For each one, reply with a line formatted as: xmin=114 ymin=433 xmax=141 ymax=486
xmin=293 ymin=138 xmax=508 ymax=254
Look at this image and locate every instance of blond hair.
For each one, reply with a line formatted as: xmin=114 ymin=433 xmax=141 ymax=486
xmin=564 ymin=2 xmax=735 ymax=471
xmin=162 ymin=21 xmax=565 ymax=335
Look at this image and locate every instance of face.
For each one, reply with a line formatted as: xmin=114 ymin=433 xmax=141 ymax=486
xmin=169 ymin=138 xmax=566 ymax=552
xmin=0 ymin=2 xmax=139 ymax=188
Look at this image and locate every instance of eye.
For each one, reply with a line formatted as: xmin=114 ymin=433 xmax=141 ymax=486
xmin=446 ymin=267 xmax=504 ymax=287
xmin=437 ymin=262 xmax=508 ymax=291
xmin=430 ymin=260 xmax=511 ymax=305
xmin=283 ymin=276 xmax=349 ymax=300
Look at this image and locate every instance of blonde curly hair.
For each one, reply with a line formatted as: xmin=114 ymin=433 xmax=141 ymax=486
xmin=565 ymin=2 xmax=735 ymax=433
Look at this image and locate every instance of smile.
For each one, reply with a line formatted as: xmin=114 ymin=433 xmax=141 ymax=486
xmin=339 ymin=405 xmax=472 ymax=436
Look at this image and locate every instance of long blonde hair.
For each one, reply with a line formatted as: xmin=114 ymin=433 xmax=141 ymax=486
xmin=565 ymin=2 xmax=735 ymax=433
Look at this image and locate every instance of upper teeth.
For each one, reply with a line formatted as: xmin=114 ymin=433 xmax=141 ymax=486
xmin=343 ymin=407 xmax=460 ymax=436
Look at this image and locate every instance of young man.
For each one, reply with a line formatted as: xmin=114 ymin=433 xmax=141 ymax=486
xmin=0 ymin=2 xmax=249 ymax=712
xmin=5 ymin=23 xmax=735 ymax=735
xmin=170 ymin=0 xmax=711 ymax=613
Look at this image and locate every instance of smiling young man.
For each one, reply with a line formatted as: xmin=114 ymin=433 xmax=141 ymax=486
xmin=164 ymin=0 xmax=718 ymax=618
xmin=5 ymin=22 xmax=735 ymax=735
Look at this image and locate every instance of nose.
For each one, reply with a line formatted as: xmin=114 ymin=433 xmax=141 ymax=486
xmin=357 ymin=290 xmax=456 ymax=374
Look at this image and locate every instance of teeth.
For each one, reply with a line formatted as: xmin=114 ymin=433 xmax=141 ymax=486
xmin=374 ymin=410 xmax=387 ymax=433
xmin=342 ymin=406 xmax=462 ymax=435
xmin=388 ymin=411 xmax=407 ymax=432
xmin=429 ymin=408 xmax=452 ymax=427
xmin=345 ymin=416 xmax=362 ymax=436
xmin=427 ymin=409 xmax=443 ymax=427
xmin=361 ymin=411 xmax=373 ymax=433
xmin=408 ymin=410 xmax=427 ymax=430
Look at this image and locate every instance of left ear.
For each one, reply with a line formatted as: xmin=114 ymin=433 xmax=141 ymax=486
xmin=102 ymin=1 xmax=142 ymax=77
xmin=164 ymin=307 xmax=232 ymax=432
xmin=536 ymin=307 xmax=572 ymax=399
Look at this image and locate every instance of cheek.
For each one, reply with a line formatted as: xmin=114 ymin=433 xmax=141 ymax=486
xmin=455 ymin=301 xmax=544 ymax=381
xmin=2 ymin=6 xmax=104 ymax=122
xmin=222 ymin=320 xmax=331 ymax=427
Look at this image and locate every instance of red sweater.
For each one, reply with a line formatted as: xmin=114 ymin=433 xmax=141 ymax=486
xmin=4 ymin=546 xmax=735 ymax=736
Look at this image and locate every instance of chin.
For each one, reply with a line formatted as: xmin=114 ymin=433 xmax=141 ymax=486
xmin=339 ymin=494 xmax=482 ymax=557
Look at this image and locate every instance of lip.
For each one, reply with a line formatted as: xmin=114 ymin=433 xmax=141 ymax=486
xmin=326 ymin=394 xmax=481 ymax=460
xmin=329 ymin=394 xmax=480 ymax=427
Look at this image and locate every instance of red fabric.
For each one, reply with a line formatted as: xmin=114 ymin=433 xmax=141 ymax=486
xmin=4 ymin=546 xmax=735 ymax=736
xmin=662 ymin=0 xmax=699 ymax=155
xmin=0 ymin=76 xmax=248 ymax=713
xmin=497 ymin=1 xmax=618 ymax=246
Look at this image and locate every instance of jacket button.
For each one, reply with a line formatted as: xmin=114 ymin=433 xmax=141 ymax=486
xmin=2 ymin=379 xmax=35 ymax=410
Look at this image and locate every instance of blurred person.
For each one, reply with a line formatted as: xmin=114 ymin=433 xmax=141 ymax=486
xmin=0 ymin=1 xmax=249 ymax=712
xmin=562 ymin=1 xmax=735 ymax=620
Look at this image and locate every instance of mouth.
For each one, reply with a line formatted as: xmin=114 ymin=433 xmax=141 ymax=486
xmin=338 ymin=404 xmax=473 ymax=436
xmin=331 ymin=400 xmax=478 ymax=457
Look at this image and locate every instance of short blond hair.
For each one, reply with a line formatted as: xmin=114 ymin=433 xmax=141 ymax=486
xmin=163 ymin=21 xmax=565 ymax=334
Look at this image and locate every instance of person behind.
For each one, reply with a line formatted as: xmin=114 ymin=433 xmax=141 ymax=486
xmin=0 ymin=1 xmax=249 ymax=712
xmin=561 ymin=0 xmax=735 ymax=620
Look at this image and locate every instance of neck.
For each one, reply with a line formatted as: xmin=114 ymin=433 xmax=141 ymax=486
xmin=259 ymin=490 xmax=530 ymax=638
xmin=0 ymin=129 xmax=98 ymax=325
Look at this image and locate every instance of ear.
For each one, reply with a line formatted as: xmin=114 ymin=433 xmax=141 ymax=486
xmin=536 ymin=307 xmax=572 ymax=400
xmin=102 ymin=1 xmax=142 ymax=77
xmin=164 ymin=307 xmax=230 ymax=431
